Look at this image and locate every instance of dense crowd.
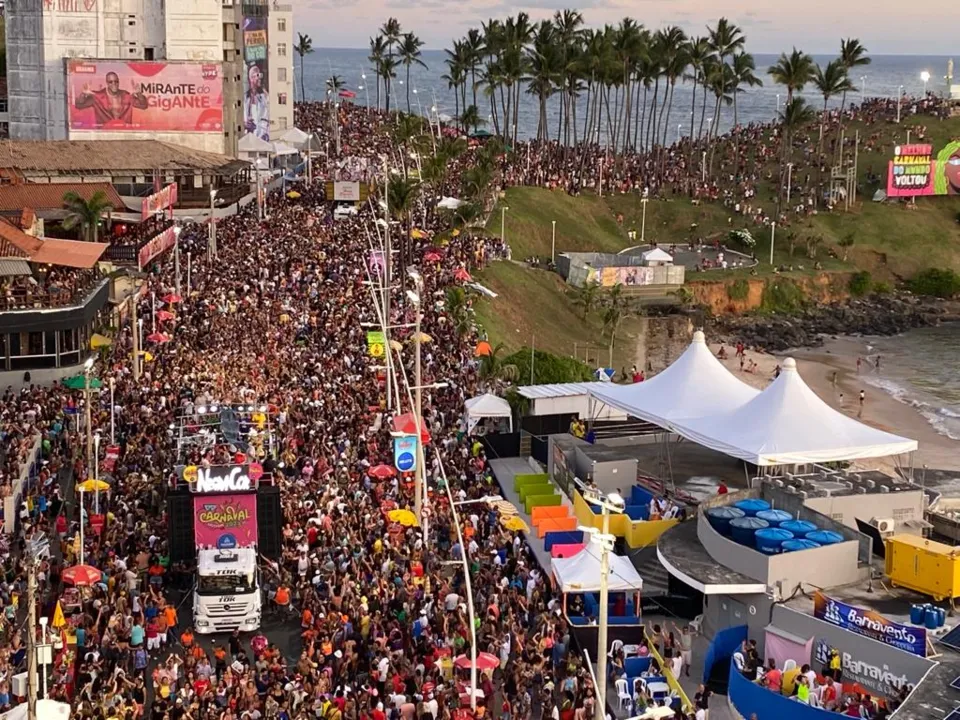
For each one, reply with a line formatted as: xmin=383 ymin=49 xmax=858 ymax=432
xmin=0 ymin=267 xmax=105 ymax=310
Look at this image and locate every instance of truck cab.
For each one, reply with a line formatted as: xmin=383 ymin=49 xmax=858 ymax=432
xmin=193 ymin=547 xmax=262 ymax=634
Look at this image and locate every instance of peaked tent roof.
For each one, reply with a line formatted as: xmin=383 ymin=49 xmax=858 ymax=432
xmin=464 ymin=393 xmax=511 ymax=419
xmin=641 ymin=247 xmax=673 ymax=263
xmin=587 ymin=331 xmax=759 ymax=429
xmin=238 ymin=133 xmax=274 ymax=153
xmin=671 ymin=357 xmax=918 ymax=466
xmin=552 ymin=540 xmax=643 ymax=593
xmin=279 ymin=127 xmax=310 ymax=147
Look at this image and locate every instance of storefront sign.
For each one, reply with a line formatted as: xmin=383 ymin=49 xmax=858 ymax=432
xmin=394 ymin=435 xmax=417 ymax=473
xmin=194 ymin=493 xmax=258 ymax=547
xmin=814 ymin=592 xmax=926 ymax=656
xmin=184 ymin=463 xmax=262 ymax=493
xmin=814 ymin=638 xmax=911 ymax=698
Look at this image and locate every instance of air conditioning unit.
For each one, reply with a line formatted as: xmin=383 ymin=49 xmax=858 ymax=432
xmin=871 ymin=517 xmax=896 ymax=535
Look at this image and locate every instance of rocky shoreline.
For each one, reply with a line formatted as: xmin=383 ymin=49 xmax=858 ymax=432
xmin=709 ymin=294 xmax=960 ymax=352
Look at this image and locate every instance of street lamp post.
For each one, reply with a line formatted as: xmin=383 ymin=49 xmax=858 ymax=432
xmin=93 ymin=433 xmax=101 ymax=512
xmin=109 ymin=376 xmax=115 ymax=445
xmin=786 ymin=163 xmax=794 ymax=204
xmin=860 ymin=76 xmax=867 ymax=104
xmin=640 ymin=195 xmax=648 ymax=243
xmin=770 ymin=221 xmax=777 ymax=265
xmin=896 ymin=85 xmax=904 ymax=123
xmin=78 ymin=487 xmax=86 ymax=565
xmin=676 ymin=123 xmax=682 ymax=145
xmin=500 ymin=205 xmax=508 ymax=246
xmin=83 ymin=357 xmax=94 ymax=482
xmin=208 ymin=190 xmax=217 ymax=260
xmin=187 ymin=252 xmax=192 ymax=294
xmin=551 ymin=220 xmax=556 ymax=263
xmin=921 ymin=70 xmax=931 ymax=96
xmin=361 ymin=73 xmax=370 ymax=113
xmin=173 ymin=225 xmax=181 ymax=296
xmin=407 ymin=277 xmax=425 ymax=526
xmin=701 ymin=151 xmax=707 ymax=183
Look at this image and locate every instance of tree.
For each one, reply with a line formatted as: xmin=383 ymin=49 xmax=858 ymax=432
xmin=812 ymin=59 xmax=854 ymax=183
xmin=479 ymin=342 xmax=519 ymax=382
xmin=368 ymin=35 xmax=388 ymax=110
xmin=62 ymin=190 xmax=111 ymax=243
xmin=601 ymin=283 xmax=633 ymax=367
xmin=777 ymin=97 xmax=816 ymax=213
xmin=398 ymin=33 xmax=427 ymax=114
xmin=443 ymin=41 xmax=469 ymax=131
xmin=685 ymin=36 xmax=714 ymax=139
xmin=838 ymin=231 xmax=856 ymax=262
xmin=729 ymin=51 xmax=761 ymax=159
xmin=768 ymin=48 xmax=814 ymax=102
xmin=386 ymin=176 xmax=420 ymax=266
xmin=459 ymin=104 xmax=484 ymax=134
xmin=569 ymin=281 xmax=600 ymax=318
xmin=379 ymin=18 xmax=403 ymax=112
xmin=444 ymin=287 xmax=472 ymax=335
xmin=295 ymin=33 xmax=313 ymax=103
xmin=839 ymin=38 xmax=871 ymax=109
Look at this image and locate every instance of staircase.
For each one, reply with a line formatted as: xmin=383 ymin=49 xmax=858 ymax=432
xmin=631 ymin=547 xmax=671 ymax=598
xmin=519 ymin=431 xmax=532 ymax=457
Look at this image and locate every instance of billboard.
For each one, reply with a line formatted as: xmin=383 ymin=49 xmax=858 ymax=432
xmin=887 ymin=141 xmax=960 ymax=197
xmin=138 ymin=226 xmax=177 ymax=270
xmin=141 ymin=183 xmax=178 ymax=220
xmin=242 ymin=14 xmax=270 ymax=141
xmin=813 ymin=591 xmax=926 ymax=657
xmin=393 ymin=435 xmax=417 ymax=473
xmin=194 ymin=494 xmax=258 ymax=549
xmin=66 ymin=60 xmax=223 ymax=133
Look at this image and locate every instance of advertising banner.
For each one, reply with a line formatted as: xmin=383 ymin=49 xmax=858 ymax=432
xmin=599 ymin=266 xmax=655 ymax=287
xmin=194 ymin=494 xmax=258 ymax=549
xmin=887 ymin=141 xmax=960 ymax=197
xmin=368 ymin=249 xmax=385 ymax=277
xmin=242 ymin=15 xmax=270 ymax=141
xmin=366 ymin=330 xmax=385 ymax=358
xmin=393 ymin=435 xmax=417 ymax=473
xmin=137 ymin=226 xmax=177 ymax=270
xmin=141 ymin=183 xmax=178 ymax=220
xmin=813 ymin=637 xmax=913 ymax=698
xmin=67 ymin=60 xmax=223 ymax=132
xmin=335 ymin=181 xmax=361 ymax=202
xmin=814 ymin=591 xmax=926 ymax=656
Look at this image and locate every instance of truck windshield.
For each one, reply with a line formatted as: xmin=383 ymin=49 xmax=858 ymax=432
xmin=197 ymin=573 xmax=255 ymax=595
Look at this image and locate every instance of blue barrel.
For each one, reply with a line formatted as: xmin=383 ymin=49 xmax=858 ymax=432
xmin=938 ymin=608 xmax=947 ymax=627
xmin=805 ymin=530 xmax=845 ymax=546
xmin=755 ymin=528 xmax=795 ymax=554
xmin=925 ymin=607 xmax=940 ymax=630
xmin=756 ymin=509 xmax=793 ymax=526
xmin=782 ymin=539 xmax=822 ymax=552
xmin=780 ymin=520 xmax=818 ymax=536
xmin=734 ymin=499 xmax=771 ymax=517
xmin=706 ymin=506 xmax=746 ymax=536
xmin=910 ymin=604 xmax=926 ymax=625
xmin=729 ymin=516 xmax=770 ymax=546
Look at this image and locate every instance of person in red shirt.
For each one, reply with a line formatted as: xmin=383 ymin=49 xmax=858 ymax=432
xmin=763 ymin=659 xmax=782 ymax=693
xmin=717 ymin=481 xmax=729 ymax=495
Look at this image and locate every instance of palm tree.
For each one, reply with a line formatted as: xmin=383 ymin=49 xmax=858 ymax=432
xmin=380 ymin=18 xmax=403 ymax=112
xmin=601 ymin=283 xmax=630 ymax=367
xmin=445 ymin=287 xmax=472 ymax=336
xmin=768 ymin=48 xmax=814 ymax=103
xmin=368 ymin=36 xmax=388 ymax=110
xmin=479 ymin=343 xmax=519 ymax=382
xmin=463 ymin=28 xmax=486 ymax=110
xmin=380 ymin=17 xmax=402 ymax=55
xmin=386 ymin=176 xmax=420 ymax=265
xmin=62 ymin=190 xmax=112 ymax=243
xmin=570 ymin=281 xmax=600 ymax=318
xmin=459 ymin=104 xmax=484 ymax=134
xmin=379 ymin=55 xmax=401 ymax=113
xmin=813 ymin=59 xmax=855 ymax=193
xmin=777 ymin=97 xmax=816 ymax=214
xmin=325 ymin=75 xmax=345 ymax=95
xmin=443 ymin=41 xmax=469 ymax=131
xmin=398 ymin=33 xmax=427 ymax=113
xmin=839 ymin=38 xmax=871 ymax=108
xmin=685 ymin=36 xmax=714 ymax=138
xmin=707 ymin=17 xmax=744 ymax=66
xmin=526 ymin=21 xmax=561 ymax=142
xmin=729 ymin=52 xmax=762 ymax=158
xmin=657 ymin=26 xmax=688 ymax=150
xmin=295 ymin=33 xmax=313 ymax=103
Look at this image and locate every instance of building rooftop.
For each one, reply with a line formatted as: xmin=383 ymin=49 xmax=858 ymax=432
xmin=0 ymin=218 xmax=107 ymax=269
xmin=761 ymin=469 xmax=922 ymax=499
xmin=0 ymin=140 xmax=247 ymax=175
xmin=0 ymin=182 xmax=125 ymax=214
xmin=656 ymin=520 xmax=767 ymax=595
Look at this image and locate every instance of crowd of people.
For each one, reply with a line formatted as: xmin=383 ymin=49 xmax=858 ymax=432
xmin=0 ymin=267 xmax=105 ymax=310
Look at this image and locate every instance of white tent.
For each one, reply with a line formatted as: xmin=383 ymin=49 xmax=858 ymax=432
xmin=587 ymin=331 xmax=759 ymax=429
xmin=671 ymin=357 xmax=918 ymax=466
xmin=0 ymin=700 xmax=71 ymax=720
xmin=437 ymin=196 xmax=464 ymax=210
xmin=271 ymin=142 xmax=300 ymax=156
xmin=238 ymin=133 xmax=273 ymax=153
xmin=641 ymin=247 xmax=673 ymax=265
xmin=552 ymin=540 xmax=643 ymax=593
xmin=464 ymin=393 xmax=513 ymax=434
xmin=279 ymin=127 xmax=310 ymax=147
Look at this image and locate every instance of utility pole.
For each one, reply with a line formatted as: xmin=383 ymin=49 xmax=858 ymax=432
xmin=83 ymin=357 xmax=94 ymax=480
xmin=770 ymin=222 xmax=777 ymax=266
xmin=640 ymin=196 xmax=648 ymax=243
xmin=383 ymin=156 xmax=393 ymax=412
xmin=411 ymin=284 xmax=423 ymax=524
xmin=173 ymin=225 xmax=181 ymax=296
xmin=25 ymin=535 xmax=48 ymax=720
xmin=131 ymin=291 xmax=140 ymax=382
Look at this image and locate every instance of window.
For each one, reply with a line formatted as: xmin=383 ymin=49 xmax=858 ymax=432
xmin=144 ymin=47 xmax=155 ymax=60
xmin=278 ymin=67 xmax=287 ymax=82
xmin=278 ymin=93 xmax=287 ymax=105
xmin=277 ymin=17 xmax=286 ymax=31
xmin=277 ymin=43 xmax=286 ymax=57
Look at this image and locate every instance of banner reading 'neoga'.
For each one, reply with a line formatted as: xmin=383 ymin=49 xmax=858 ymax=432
xmin=67 ymin=60 xmax=223 ymax=133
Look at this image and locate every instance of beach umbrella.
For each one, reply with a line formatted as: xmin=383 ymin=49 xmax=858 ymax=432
xmin=368 ymin=464 xmax=397 ymax=480
xmin=474 ymin=341 xmax=493 ymax=357
xmin=408 ymin=332 xmax=432 ymax=344
xmin=286 ymin=190 xmax=302 ymax=199
xmin=424 ymin=251 xmax=442 ymax=262
xmin=389 ymin=339 xmax=403 ymax=352
xmin=62 ymin=564 xmax=103 ymax=587
xmin=411 ymin=228 xmax=426 ymax=239
xmin=89 ymin=333 xmax=112 ymax=349
xmin=139 ymin=351 xmax=155 ymax=362
xmin=454 ymin=268 xmax=472 ymax=282
xmin=388 ymin=509 xmax=419 ymax=528
xmin=501 ymin=516 xmax=529 ymax=533
xmin=156 ymin=310 xmax=176 ymax=322
xmin=162 ymin=293 xmax=183 ymax=304
xmin=62 ymin=375 xmax=102 ymax=390
xmin=78 ymin=479 xmax=109 ymax=493
xmin=494 ymin=500 xmax=518 ymax=516
xmin=454 ymin=652 xmax=499 ymax=671
xmin=146 ymin=332 xmax=171 ymax=344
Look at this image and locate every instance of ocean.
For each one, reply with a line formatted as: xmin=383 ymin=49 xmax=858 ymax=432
xmin=298 ymin=50 xmax=954 ymax=142
xmin=857 ymin=325 xmax=960 ymax=441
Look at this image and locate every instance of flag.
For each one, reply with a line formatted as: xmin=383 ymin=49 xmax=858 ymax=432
xmin=339 ymin=89 xmax=357 ymax=99
xmin=52 ymin=601 xmax=66 ymax=629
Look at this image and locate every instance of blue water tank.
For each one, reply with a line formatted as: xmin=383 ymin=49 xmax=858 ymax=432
xmin=925 ymin=607 xmax=940 ymax=630
xmin=909 ymin=604 xmax=926 ymax=625
xmin=938 ymin=607 xmax=947 ymax=627
xmin=729 ymin=516 xmax=770 ymax=546
xmin=805 ymin=530 xmax=845 ymax=545
xmin=734 ymin=499 xmax=772 ymax=517
xmin=780 ymin=520 xmax=818 ymax=536
xmin=756 ymin=509 xmax=793 ymax=526
xmin=781 ymin=539 xmax=822 ymax=552
xmin=755 ymin=528 xmax=795 ymax=554
xmin=706 ymin=506 xmax=746 ymax=536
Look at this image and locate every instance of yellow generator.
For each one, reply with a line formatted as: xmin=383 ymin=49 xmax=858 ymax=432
xmin=885 ymin=534 xmax=960 ymax=601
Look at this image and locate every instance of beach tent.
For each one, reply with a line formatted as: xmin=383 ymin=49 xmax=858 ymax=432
xmin=641 ymin=247 xmax=674 ymax=266
xmin=238 ymin=133 xmax=273 ymax=154
xmin=552 ymin=540 xmax=643 ymax=593
xmin=671 ymin=357 xmax=918 ymax=466
xmin=437 ymin=196 xmax=464 ymax=210
xmin=464 ymin=393 xmax=513 ymax=434
xmin=586 ymin=330 xmax=759 ymax=429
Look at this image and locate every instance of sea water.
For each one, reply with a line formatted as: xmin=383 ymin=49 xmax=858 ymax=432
xmin=859 ymin=325 xmax=960 ymax=441
xmin=298 ymin=50 xmax=954 ymax=141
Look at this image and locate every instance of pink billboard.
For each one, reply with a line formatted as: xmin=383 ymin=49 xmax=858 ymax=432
xmin=67 ymin=60 xmax=223 ymax=133
xmin=194 ymin=494 xmax=258 ymax=549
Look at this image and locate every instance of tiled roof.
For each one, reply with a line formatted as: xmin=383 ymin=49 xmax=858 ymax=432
xmin=0 ymin=182 xmax=124 ymax=212
xmin=0 ymin=219 xmax=107 ymax=269
xmin=0 ymin=140 xmax=244 ymax=173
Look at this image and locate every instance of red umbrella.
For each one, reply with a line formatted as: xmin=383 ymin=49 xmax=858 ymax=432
xmin=63 ymin=564 xmax=103 ymax=587
xmin=156 ymin=310 xmax=176 ymax=321
xmin=454 ymin=652 xmax=500 ymax=671
xmin=392 ymin=413 xmax=431 ymax=445
xmin=146 ymin=332 xmax=171 ymax=344
xmin=454 ymin=268 xmax=472 ymax=282
xmin=162 ymin=293 xmax=183 ymax=304
xmin=424 ymin=252 xmax=443 ymax=262
xmin=368 ymin=464 xmax=397 ymax=480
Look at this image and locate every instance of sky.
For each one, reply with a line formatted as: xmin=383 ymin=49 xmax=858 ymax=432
xmin=296 ymin=0 xmax=958 ymax=55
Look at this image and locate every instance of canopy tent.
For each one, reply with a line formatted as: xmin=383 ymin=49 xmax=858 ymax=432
xmin=437 ymin=196 xmax=464 ymax=210
xmin=271 ymin=142 xmax=300 ymax=156
xmin=464 ymin=393 xmax=513 ymax=434
xmin=587 ymin=330 xmax=759 ymax=430
xmin=551 ymin=540 xmax=643 ymax=593
xmin=0 ymin=700 xmax=71 ymax=720
xmin=671 ymin=357 xmax=918 ymax=466
xmin=641 ymin=247 xmax=673 ymax=265
xmin=238 ymin=133 xmax=273 ymax=153
xmin=279 ymin=127 xmax=310 ymax=147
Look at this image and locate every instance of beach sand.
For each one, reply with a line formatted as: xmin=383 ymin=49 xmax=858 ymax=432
xmin=708 ymin=338 xmax=960 ymax=473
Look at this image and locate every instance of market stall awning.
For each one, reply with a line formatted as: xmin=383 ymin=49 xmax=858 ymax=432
xmin=552 ymin=540 xmax=643 ymax=593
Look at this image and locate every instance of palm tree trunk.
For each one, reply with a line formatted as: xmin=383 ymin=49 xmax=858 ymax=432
xmin=661 ymin=81 xmax=676 ymax=148
xmin=471 ymin=67 xmax=478 ymax=109
xmin=689 ymin=74 xmax=697 ymax=138
xmin=583 ymin=77 xmax=593 ymax=140
xmin=557 ymin=92 xmax=564 ymax=144
xmin=637 ymin=86 xmax=646 ymax=151
xmin=646 ymin=81 xmax=659 ymax=150
xmin=406 ymin=65 xmax=411 ymax=112
xmin=300 ymin=56 xmax=306 ymax=103
xmin=733 ymin=91 xmax=739 ymax=160
xmin=698 ymin=85 xmax=708 ymax=139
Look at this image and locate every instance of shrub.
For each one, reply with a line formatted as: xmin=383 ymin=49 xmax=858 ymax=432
xmin=760 ymin=279 xmax=805 ymax=313
xmin=505 ymin=349 xmax=594 ymax=384
xmin=727 ymin=278 xmax=750 ymax=301
xmin=873 ymin=281 xmax=892 ymax=295
xmin=907 ymin=268 xmax=960 ymax=298
xmin=727 ymin=228 xmax=756 ymax=250
xmin=848 ymin=271 xmax=872 ymax=297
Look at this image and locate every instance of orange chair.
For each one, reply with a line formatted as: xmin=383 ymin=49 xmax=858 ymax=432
xmin=537 ymin=515 xmax=578 ymax=538
xmin=531 ymin=504 xmax=570 ymax=528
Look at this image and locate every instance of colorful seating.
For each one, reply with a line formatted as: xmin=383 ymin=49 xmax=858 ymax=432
xmin=531 ymin=504 xmax=569 ymax=526
xmin=518 ymin=483 xmax=556 ymax=502
xmin=537 ymin=515 xmax=578 ymax=538
xmin=542 ymin=530 xmax=584 ymax=550
xmin=514 ymin=473 xmax=549 ymax=492
xmin=551 ymin=542 xmax=586 ymax=558
xmin=525 ymin=493 xmax=561 ymax=515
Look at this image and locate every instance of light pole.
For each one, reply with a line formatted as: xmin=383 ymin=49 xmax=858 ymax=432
xmin=860 ymin=76 xmax=866 ymax=104
xmin=173 ymin=225 xmax=181 ymax=296
xmin=640 ymin=195 xmax=648 ymax=243
xmin=579 ymin=489 xmax=625 ymax=720
xmin=208 ymin=189 xmax=217 ymax=260
xmin=360 ymin=73 xmax=370 ymax=113
xmin=676 ymin=123 xmax=682 ymax=145
xmin=109 ymin=376 xmax=115 ymax=445
xmin=786 ymin=163 xmax=794 ymax=204
xmin=187 ymin=251 xmax=192 ymax=294
xmin=776 ymin=94 xmax=781 ymax=117
xmin=407 ymin=276 xmax=425 ymax=526
xmin=770 ymin=221 xmax=777 ymax=265
xmin=701 ymin=151 xmax=707 ymax=183
xmin=78 ymin=487 xmax=86 ymax=564
xmin=500 ymin=205 xmax=508 ymax=246
xmin=93 ymin=433 xmax=101 ymax=513
xmin=551 ymin=220 xmax=556 ymax=263
xmin=306 ymin=133 xmax=314 ymax=185
xmin=896 ymin=85 xmax=904 ymax=123
xmin=921 ymin=70 xmax=931 ymax=96
xmin=83 ymin=357 xmax=94 ymax=482
xmin=130 ymin=291 xmax=139 ymax=383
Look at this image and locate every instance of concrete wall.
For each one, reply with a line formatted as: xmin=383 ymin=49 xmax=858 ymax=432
xmin=268 ymin=4 xmax=293 ymax=135
xmin=702 ymin=591 xmax=773 ymax=640
xmin=572 ymin=446 xmax=637 ymax=491
xmin=803 ymin=490 xmax=924 ymax=532
xmin=165 ymin=0 xmax=222 ymax=62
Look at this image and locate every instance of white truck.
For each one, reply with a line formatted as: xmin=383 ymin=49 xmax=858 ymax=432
xmin=193 ymin=548 xmax=262 ymax=634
